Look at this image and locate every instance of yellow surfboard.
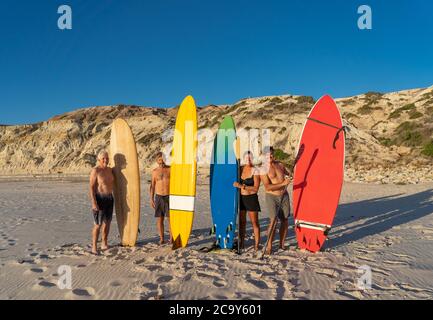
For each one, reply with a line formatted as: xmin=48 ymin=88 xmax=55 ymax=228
xmin=110 ymin=118 xmax=141 ymax=247
xmin=170 ymin=96 xmax=198 ymax=249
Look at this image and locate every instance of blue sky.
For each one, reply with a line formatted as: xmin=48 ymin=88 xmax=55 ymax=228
xmin=0 ymin=0 xmax=432 ymax=124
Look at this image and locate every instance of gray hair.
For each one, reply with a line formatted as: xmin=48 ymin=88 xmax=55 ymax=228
xmin=97 ymin=149 xmax=109 ymax=160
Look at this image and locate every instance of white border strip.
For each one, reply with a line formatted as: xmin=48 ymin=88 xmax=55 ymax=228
xmin=170 ymin=195 xmax=195 ymax=212
xmin=295 ymin=219 xmax=331 ymax=231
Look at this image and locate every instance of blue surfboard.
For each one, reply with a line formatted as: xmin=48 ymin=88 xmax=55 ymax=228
xmin=210 ymin=116 xmax=239 ymax=249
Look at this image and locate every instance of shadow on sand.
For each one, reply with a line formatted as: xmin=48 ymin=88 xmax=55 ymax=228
xmin=328 ymin=189 xmax=433 ymax=249
xmin=132 ymin=189 xmax=433 ymax=252
xmin=188 ymin=189 xmax=433 ymax=252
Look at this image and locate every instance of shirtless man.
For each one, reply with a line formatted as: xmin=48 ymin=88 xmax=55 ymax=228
xmin=89 ymin=150 xmax=115 ymax=255
xmin=150 ymin=152 xmax=171 ymax=245
xmin=260 ymin=146 xmax=291 ymax=255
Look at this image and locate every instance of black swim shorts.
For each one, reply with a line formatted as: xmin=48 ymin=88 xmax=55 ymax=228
xmin=92 ymin=193 xmax=114 ymax=225
xmin=154 ymin=194 xmax=169 ymax=218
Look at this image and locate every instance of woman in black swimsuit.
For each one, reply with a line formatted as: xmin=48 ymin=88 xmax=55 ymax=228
xmin=233 ymin=151 xmax=261 ymax=251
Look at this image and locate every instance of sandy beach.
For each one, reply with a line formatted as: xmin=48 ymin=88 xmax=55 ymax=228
xmin=0 ymin=179 xmax=432 ymax=300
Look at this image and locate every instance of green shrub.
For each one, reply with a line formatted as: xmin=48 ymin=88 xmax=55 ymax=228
xmin=388 ymin=103 xmax=416 ymax=119
xmin=138 ymin=133 xmax=160 ymax=145
xmin=296 ymin=96 xmax=315 ymax=105
xmin=345 ymin=113 xmax=359 ymax=119
xmin=233 ymin=101 xmax=248 ymax=109
xmin=341 ymin=99 xmax=355 ymax=106
xmin=378 ymin=137 xmax=393 ymax=147
xmin=363 ymin=92 xmax=384 ymax=107
xmin=409 ymin=110 xmax=423 ymax=119
xmin=358 ymin=105 xmax=375 ymax=114
xmin=268 ymin=97 xmax=284 ymax=104
xmin=396 ymin=121 xmax=417 ymax=132
xmin=393 ymin=121 xmax=425 ymax=147
xmin=420 ymin=92 xmax=433 ymax=100
xmin=358 ymin=105 xmax=382 ymax=114
xmin=365 ymin=92 xmax=383 ymax=99
xmin=274 ymin=148 xmax=290 ymax=161
xmin=422 ymin=141 xmax=433 ymax=157
xmin=274 ymin=103 xmax=289 ymax=111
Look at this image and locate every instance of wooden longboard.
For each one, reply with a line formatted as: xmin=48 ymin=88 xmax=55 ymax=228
xmin=293 ymin=95 xmax=345 ymax=253
xmin=210 ymin=116 xmax=238 ymax=249
xmin=169 ymin=96 xmax=198 ymax=249
xmin=110 ymin=118 xmax=141 ymax=247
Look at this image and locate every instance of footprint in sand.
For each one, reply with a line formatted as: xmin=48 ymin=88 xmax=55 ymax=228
xmin=248 ymin=278 xmax=269 ymax=289
xmin=157 ymin=275 xmax=173 ymax=283
xmin=142 ymin=283 xmax=159 ymax=291
xmin=144 ymin=264 xmax=163 ymax=272
xmin=32 ymin=280 xmax=57 ymax=291
xmin=17 ymin=258 xmax=36 ymax=265
xmin=66 ymin=287 xmax=96 ymax=300
xmin=269 ymin=279 xmax=287 ymax=299
xmin=182 ymin=273 xmax=193 ymax=282
xmin=134 ymin=258 xmax=146 ymax=265
xmin=212 ymin=279 xmax=227 ymax=288
xmin=139 ymin=287 xmax=164 ymax=300
xmin=109 ymin=281 xmax=122 ymax=287
xmin=196 ymin=271 xmax=227 ymax=288
xmin=24 ymin=267 xmax=47 ymax=275
xmin=181 ymin=262 xmax=195 ymax=271
xmin=104 ymin=247 xmax=120 ymax=257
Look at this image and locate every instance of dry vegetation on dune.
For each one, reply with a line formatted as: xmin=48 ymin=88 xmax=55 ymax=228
xmin=0 ymin=86 xmax=432 ymax=184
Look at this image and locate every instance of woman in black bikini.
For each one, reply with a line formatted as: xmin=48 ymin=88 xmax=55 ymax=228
xmin=233 ymin=151 xmax=261 ymax=251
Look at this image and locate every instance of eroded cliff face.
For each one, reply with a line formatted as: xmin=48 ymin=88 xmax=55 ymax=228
xmin=1 ymin=86 xmax=432 ymax=184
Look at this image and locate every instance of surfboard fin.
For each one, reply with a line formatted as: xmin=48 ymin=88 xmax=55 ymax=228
xmin=324 ymin=227 xmax=331 ymax=237
xmin=226 ymin=223 xmax=234 ymax=233
xmin=209 ymin=225 xmax=216 ymax=235
xmin=216 ymin=235 xmax=221 ymax=247
xmin=171 ymin=235 xmax=182 ymax=250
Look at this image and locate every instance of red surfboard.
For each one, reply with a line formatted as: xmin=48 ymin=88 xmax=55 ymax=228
xmin=292 ymin=95 xmax=345 ymax=253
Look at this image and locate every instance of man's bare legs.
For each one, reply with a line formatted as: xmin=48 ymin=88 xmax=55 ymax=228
xmin=101 ymin=221 xmax=111 ymax=250
xmin=92 ymin=224 xmax=101 ymax=254
xmin=157 ymin=216 xmax=172 ymax=244
xmin=248 ymin=211 xmax=260 ymax=251
xmin=167 ymin=217 xmax=172 ymax=243
xmin=266 ymin=217 xmax=288 ymax=254
xmin=279 ymin=218 xmax=288 ymax=250
xmin=157 ymin=216 xmax=165 ymax=244
xmin=265 ymin=218 xmax=277 ymax=255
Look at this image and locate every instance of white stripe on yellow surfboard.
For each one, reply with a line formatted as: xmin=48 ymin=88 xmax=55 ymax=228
xmin=170 ymin=195 xmax=195 ymax=212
